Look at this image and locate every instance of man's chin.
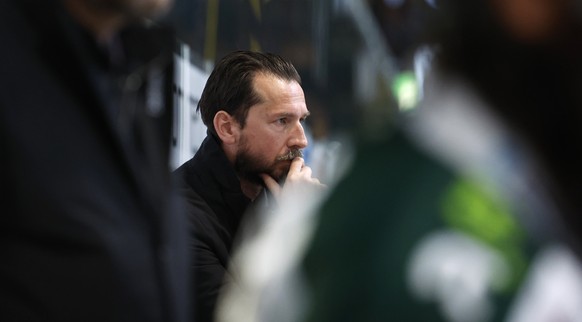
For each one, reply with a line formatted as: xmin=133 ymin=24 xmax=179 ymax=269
xmin=257 ymin=170 xmax=287 ymax=185
xmin=236 ymin=163 xmax=289 ymax=186
xmin=271 ymin=165 xmax=291 ymax=183
xmin=240 ymin=172 xmax=264 ymax=186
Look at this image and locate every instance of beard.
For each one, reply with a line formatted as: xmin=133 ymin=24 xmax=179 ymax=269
xmin=234 ymin=142 xmax=303 ymax=185
xmin=234 ymin=149 xmax=287 ymax=185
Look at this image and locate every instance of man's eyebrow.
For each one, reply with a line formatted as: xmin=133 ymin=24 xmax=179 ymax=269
xmin=271 ymin=111 xmax=311 ymax=118
xmin=297 ymin=111 xmax=311 ymax=119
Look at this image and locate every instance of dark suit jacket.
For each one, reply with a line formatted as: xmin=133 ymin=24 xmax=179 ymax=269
xmin=0 ymin=0 xmax=190 ymax=321
xmin=174 ymin=134 xmax=252 ymax=322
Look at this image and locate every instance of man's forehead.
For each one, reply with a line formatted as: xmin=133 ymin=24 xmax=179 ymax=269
xmin=251 ymin=74 xmax=305 ymax=106
xmin=252 ymin=73 xmax=301 ymax=94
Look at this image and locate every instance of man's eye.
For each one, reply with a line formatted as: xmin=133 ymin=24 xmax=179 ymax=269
xmin=277 ymin=118 xmax=287 ymax=125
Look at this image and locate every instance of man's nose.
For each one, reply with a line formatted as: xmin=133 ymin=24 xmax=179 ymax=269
xmin=289 ymin=122 xmax=308 ymax=149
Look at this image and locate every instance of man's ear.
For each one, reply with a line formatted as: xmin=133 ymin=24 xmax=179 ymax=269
xmin=214 ymin=110 xmax=239 ymax=145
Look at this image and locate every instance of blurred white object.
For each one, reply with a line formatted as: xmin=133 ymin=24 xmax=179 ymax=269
xmin=216 ymin=180 xmax=327 ymax=322
xmin=407 ymin=230 xmax=510 ymax=322
xmin=507 ymin=244 xmax=582 ymax=322
xmin=170 ymin=42 xmax=209 ymax=170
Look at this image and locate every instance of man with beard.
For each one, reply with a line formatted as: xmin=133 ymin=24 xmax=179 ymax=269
xmin=0 ymin=0 xmax=191 ymax=321
xmin=173 ymin=50 xmax=323 ymax=322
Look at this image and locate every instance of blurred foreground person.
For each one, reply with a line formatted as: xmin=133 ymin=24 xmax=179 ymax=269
xmin=0 ymin=0 xmax=191 ymax=321
xmin=301 ymin=0 xmax=582 ymax=321
xmin=173 ymin=51 xmax=325 ymax=322
xmin=217 ymin=0 xmax=582 ymax=321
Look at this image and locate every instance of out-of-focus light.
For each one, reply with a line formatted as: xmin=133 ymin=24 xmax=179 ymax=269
xmin=392 ymin=71 xmax=419 ymax=112
xmin=425 ymin=0 xmax=437 ymax=9
xmin=383 ymin=0 xmax=438 ymax=8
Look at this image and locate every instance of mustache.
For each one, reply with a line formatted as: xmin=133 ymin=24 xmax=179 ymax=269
xmin=275 ymin=149 xmax=304 ymax=161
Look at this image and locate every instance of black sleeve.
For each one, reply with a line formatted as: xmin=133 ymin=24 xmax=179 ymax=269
xmin=190 ymin=237 xmax=228 ymax=322
xmin=182 ymin=188 xmax=231 ymax=322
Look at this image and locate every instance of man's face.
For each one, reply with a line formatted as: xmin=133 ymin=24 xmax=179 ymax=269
xmin=234 ymin=73 xmax=309 ymax=184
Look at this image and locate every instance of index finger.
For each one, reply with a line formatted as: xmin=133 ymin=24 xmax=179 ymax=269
xmin=261 ymin=173 xmax=282 ymax=197
xmin=289 ymin=157 xmax=305 ymax=174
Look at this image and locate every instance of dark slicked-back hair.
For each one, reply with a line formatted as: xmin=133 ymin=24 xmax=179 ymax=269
xmin=198 ymin=50 xmax=301 ymax=136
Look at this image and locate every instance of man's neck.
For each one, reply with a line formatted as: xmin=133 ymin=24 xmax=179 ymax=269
xmin=240 ymin=180 xmax=263 ymax=201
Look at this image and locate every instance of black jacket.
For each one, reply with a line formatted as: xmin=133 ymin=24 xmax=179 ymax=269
xmin=0 ymin=0 xmax=190 ymax=321
xmin=174 ymin=134 xmax=253 ymax=322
